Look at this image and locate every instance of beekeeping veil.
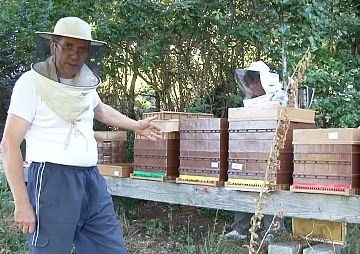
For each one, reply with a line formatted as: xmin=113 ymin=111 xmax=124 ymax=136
xmin=31 ymin=17 xmax=106 ymax=147
xmin=31 ymin=17 xmax=106 ymax=123
xmin=234 ymin=61 xmax=281 ymax=99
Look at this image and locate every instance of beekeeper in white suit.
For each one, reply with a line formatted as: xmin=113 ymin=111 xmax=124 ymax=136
xmin=225 ymin=61 xmax=287 ymax=240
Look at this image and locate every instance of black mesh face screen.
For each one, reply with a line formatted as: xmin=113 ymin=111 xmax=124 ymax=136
xmin=244 ymin=70 xmax=260 ymax=88
xmin=33 ymin=35 xmax=105 ymax=82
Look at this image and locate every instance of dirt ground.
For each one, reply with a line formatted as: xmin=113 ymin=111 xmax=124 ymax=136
xmin=120 ymin=199 xmax=251 ymax=254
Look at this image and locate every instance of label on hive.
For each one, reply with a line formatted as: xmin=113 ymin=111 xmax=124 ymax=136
xmin=328 ymin=132 xmax=339 ymax=140
xmin=211 ymin=161 xmax=219 ymax=168
xmin=231 ymin=162 xmax=243 ymax=170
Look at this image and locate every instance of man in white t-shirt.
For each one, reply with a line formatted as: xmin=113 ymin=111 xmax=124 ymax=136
xmin=0 ymin=17 xmax=161 ymax=254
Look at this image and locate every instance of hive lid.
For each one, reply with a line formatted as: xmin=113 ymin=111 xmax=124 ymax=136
xmin=293 ymin=128 xmax=360 ymax=144
xmin=152 ymin=119 xmax=180 ymax=132
xmin=228 ymin=106 xmax=315 ymax=123
xmin=94 ymin=131 xmax=127 ymax=141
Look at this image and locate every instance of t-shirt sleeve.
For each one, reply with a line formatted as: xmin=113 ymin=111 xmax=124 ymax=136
xmin=7 ymin=71 xmax=37 ymax=123
xmin=93 ymin=91 xmax=101 ymax=108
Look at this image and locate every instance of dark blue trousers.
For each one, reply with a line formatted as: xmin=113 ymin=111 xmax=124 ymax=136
xmin=27 ymin=162 xmax=127 ymax=254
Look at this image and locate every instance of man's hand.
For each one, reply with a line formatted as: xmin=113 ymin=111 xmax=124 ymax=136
xmin=14 ymin=201 xmax=36 ymax=234
xmin=136 ymin=116 xmax=162 ymax=141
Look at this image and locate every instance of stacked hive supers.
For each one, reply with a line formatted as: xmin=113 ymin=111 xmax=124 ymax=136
xmin=226 ymin=106 xmax=315 ymax=190
xmin=291 ymin=128 xmax=360 ymax=195
xmin=290 ymin=129 xmax=358 ymax=245
xmin=133 ymin=112 xmax=213 ymax=181
xmin=95 ymin=131 xmax=134 ymax=178
xmin=95 ymin=131 xmax=127 ymax=164
xmin=177 ymin=118 xmax=228 ymax=186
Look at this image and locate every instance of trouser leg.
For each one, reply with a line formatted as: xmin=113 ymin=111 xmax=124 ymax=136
xmin=231 ymin=212 xmax=252 ymax=235
xmin=74 ymin=168 xmax=127 ymax=254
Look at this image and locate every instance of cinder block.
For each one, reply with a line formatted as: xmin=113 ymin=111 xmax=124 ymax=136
xmin=268 ymin=241 xmax=304 ymax=254
xmin=302 ymin=243 xmax=343 ymax=254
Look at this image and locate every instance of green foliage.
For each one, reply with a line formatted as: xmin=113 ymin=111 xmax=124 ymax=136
xmin=177 ymin=222 xmax=196 ymax=254
xmin=198 ymin=213 xmax=227 ymax=254
xmin=346 ymin=224 xmax=360 ymax=254
xmin=0 ymin=173 xmax=28 ymax=253
xmin=1 ymin=0 xmax=359 ymax=127
xmin=112 ymin=196 xmax=141 ymax=223
xmin=140 ymin=218 xmax=165 ymax=235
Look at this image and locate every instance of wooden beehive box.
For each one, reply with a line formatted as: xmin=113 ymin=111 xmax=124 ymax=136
xmin=133 ymin=138 xmax=180 ymax=179
xmin=177 ymin=118 xmax=229 ymax=186
xmin=228 ymin=106 xmax=315 ymax=123
xmin=291 ymin=128 xmax=360 ymax=195
xmin=94 ymin=131 xmax=127 ymax=164
xmin=133 ymin=119 xmax=181 ymax=181
xmin=98 ymin=163 xmax=133 ymax=178
xmin=226 ymin=106 xmax=315 ymax=190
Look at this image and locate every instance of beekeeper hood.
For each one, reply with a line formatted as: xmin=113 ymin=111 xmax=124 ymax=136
xmin=31 ymin=17 xmax=106 ymax=124
xmin=31 ymin=17 xmax=106 ymax=148
xmin=234 ymin=61 xmax=281 ymax=99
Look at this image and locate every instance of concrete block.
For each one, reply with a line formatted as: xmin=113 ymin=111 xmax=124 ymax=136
xmin=302 ymin=243 xmax=343 ymax=254
xmin=268 ymin=241 xmax=304 ymax=254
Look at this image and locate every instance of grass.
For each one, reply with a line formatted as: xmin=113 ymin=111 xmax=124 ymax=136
xmin=0 ymin=173 xmax=28 ymax=253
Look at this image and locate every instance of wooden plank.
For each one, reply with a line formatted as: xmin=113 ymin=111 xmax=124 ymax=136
xmin=152 ymin=119 xmax=180 ymax=132
xmin=228 ymin=106 xmax=315 ymax=123
xmin=104 ymin=177 xmax=360 ymax=224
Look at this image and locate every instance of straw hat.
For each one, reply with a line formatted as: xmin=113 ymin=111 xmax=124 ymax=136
xmin=36 ymin=17 xmax=106 ymax=46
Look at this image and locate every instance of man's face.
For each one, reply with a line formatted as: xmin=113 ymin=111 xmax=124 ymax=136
xmin=51 ymin=37 xmax=90 ymax=79
xmin=244 ymin=71 xmax=266 ymax=97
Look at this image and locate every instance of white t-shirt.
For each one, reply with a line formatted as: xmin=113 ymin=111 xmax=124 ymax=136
xmin=8 ymin=70 xmax=101 ymax=167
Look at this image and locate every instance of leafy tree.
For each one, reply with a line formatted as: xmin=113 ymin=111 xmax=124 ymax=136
xmin=0 ymin=0 xmax=358 ymax=127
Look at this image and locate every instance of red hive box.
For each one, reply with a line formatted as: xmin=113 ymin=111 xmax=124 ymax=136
xmin=133 ymin=134 xmax=180 ymax=179
xmin=178 ymin=118 xmax=229 ymax=183
xmin=291 ymin=128 xmax=360 ymax=195
xmin=227 ymin=106 xmax=315 ymax=190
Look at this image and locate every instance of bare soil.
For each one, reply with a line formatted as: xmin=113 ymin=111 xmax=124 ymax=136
xmin=120 ymin=199 xmax=251 ymax=254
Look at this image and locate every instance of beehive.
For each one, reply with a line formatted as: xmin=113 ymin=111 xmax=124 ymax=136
xmin=226 ymin=106 xmax=315 ymax=190
xmin=177 ymin=118 xmax=228 ymax=186
xmin=94 ymin=131 xmax=127 ymax=164
xmin=133 ymin=119 xmax=181 ymax=180
xmin=291 ymin=128 xmax=360 ymax=195
xmin=133 ymin=137 xmax=180 ymax=179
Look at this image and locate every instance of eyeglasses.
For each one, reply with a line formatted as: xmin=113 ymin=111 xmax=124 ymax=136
xmin=54 ymin=41 xmax=89 ymax=56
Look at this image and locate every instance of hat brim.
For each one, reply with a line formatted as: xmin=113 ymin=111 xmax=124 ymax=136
xmin=35 ymin=32 xmax=106 ymax=46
